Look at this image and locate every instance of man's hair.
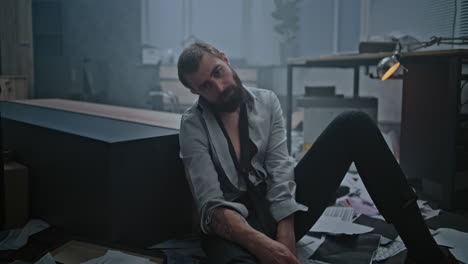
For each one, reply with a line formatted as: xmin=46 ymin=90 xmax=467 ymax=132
xmin=177 ymin=42 xmax=223 ymax=89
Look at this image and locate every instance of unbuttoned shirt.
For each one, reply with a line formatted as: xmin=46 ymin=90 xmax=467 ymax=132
xmin=179 ymin=87 xmax=308 ymax=234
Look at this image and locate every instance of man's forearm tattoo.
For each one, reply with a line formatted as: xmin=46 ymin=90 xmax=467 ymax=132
xmin=211 ymin=209 xmax=247 ymax=240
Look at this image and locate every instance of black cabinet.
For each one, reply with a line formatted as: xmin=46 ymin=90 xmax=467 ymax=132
xmin=1 ymin=100 xmax=193 ymax=247
xmin=400 ymin=50 xmax=468 ymax=210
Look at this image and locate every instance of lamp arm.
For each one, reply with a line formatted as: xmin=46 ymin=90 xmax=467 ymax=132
xmin=401 ymin=36 xmax=468 ymax=51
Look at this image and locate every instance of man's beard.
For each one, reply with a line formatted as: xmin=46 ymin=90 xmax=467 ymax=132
xmin=211 ymin=71 xmax=246 ymax=113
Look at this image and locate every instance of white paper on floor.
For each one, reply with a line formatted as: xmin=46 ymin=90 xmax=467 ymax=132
xmin=35 ymin=253 xmax=56 ymax=264
xmin=417 ymin=200 xmax=441 ymax=220
xmin=335 ymin=172 xmax=381 ymax=218
xmin=297 ymin=234 xmax=326 ymax=264
xmin=373 ymin=239 xmax=406 ymax=261
xmin=323 ymin=207 xmax=359 ymax=222
xmin=433 ymin=228 xmax=468 ymax=264
xmin=310 ymin=215 xmax=374 ymax=235
xmin=0 ymin=219 xmax=50 ymax=250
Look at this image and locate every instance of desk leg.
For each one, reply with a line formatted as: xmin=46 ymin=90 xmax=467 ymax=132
xmin=353 ymin=66 xmax=360 ymax=98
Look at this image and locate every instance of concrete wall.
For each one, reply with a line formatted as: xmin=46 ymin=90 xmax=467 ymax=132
xmin=34 ymin=0 xmax=159 ymax=109
xmin=64 ymin=0 xmax=159 ymax=108
xmin=32 ymin=0 xmax=457 ymax=121
xmin=143 ymin=0 xmax=282 ymax=66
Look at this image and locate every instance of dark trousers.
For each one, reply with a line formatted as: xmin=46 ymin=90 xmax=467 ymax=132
xmin=202 ymin=111 xmax=417 ymax=264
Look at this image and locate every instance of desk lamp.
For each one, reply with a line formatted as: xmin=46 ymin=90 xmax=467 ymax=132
xmin=377 ymin=42 xmax=402 ymax=80
xmin=377 ymin=36 xmax=468 ymax=80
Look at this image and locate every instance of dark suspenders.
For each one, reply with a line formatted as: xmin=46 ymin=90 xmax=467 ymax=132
xmin=214 ymin=104 xmax=277 ymax=238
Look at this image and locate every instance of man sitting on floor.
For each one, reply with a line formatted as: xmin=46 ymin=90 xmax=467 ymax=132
xmin=177 ymin=42 xmax=458 ymax=264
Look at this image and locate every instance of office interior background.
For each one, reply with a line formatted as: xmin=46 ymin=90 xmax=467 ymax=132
xmin=2 ymin=0 xmax=466 ymax=120
xmin=1 ymin=0 xmax=468 ymax=260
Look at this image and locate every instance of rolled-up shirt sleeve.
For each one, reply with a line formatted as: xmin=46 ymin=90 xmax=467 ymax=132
xmin=264 ymin=92 xmax=308 ymax=222
xmin=179 ymin=111 xmax=249 ymax=234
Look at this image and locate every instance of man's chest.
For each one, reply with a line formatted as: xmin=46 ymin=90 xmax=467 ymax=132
xmin=221 ymin=118 xmax=241 ymax=164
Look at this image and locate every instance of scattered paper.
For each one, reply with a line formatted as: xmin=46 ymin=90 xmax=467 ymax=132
xmin=336 ymin=172 xmax=381 ymax=218
xmin=379 ymin=236 xmax=393 ymax=245
xmin=373 ymin=240 xmax=406 ymax=261
xmin=337 ymin=172 xmax=375 ymax=207
xmin=9 ymin=253 xmax=56 ymax=264
xmin=417 ymin=200 xmax=441 ymax=220
xmin=0 ymin=219 xmax=50 ymax=250
xmin=323 ymin=207 xmax=359 ymax=222
xmin=310 ymin=216 xmax=374 ymax=235
xmin=433 ymin=228 xmax=468 ymax=263
xmin=310 ymin=234 xmax=381 ymax=264
xmin=297 ymin=235 xmax=326 ymax=264
xmin=35 ymin=253 xmax=56 ymax=264
xmin=370 ymin=215 xmax=386 ymax=221
xmin=346 ymin=198 xmax=379 ymax=216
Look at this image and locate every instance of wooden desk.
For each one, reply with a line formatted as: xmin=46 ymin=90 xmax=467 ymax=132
xmin=13 ymin=98 xmax=181 ymax=130
xmin=287 ymin=50 xmax=468 ymax=209
xmin=286 ymin=52 xmax=391 ymax=150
